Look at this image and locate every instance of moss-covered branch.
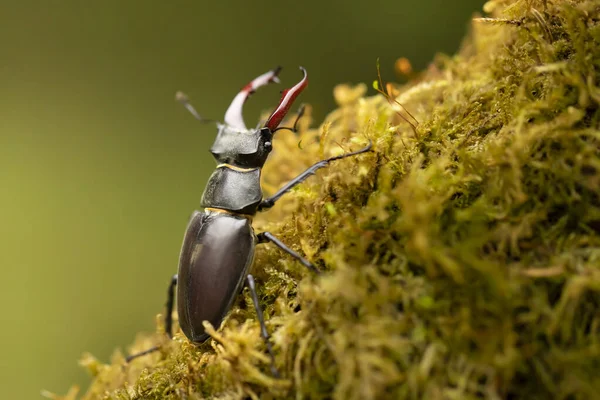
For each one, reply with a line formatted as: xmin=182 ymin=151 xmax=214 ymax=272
xmin=50 ymin=1 xmax=600 ymax=398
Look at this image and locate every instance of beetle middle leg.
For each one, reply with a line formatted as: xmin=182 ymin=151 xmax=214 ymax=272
xmin=257 ymin=232 xmax=320 ymax=274
xmin=125 ymin=274 xmax=178 ymax=362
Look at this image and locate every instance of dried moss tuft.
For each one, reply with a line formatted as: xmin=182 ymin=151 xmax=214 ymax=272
xmin=56 ymin=1 xmax=600 ymax=398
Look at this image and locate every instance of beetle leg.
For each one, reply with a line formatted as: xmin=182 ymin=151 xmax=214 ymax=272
xmin=125 ymin=345 xmax=161 ymax=362
xmin=125 ymin=274 xmax=178 ymax=363
xmin=246 ymin=274 xmax=280 ymax=378
xmin=258 ymin=141 xmax=373 ymax=211
xmin=257 ymin=232 xmax=320 ymax=274
xmin=164 ymin=274 xmax=178 ymax=338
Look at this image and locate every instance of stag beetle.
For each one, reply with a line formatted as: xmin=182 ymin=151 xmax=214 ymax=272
xmin=127 ymin=67 xmax=372 ymax=376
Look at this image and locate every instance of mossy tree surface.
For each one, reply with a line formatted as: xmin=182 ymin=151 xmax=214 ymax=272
xmin=59 ymin=1 xmax=600 ymax=399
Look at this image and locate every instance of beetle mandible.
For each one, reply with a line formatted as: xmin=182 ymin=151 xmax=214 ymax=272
xmin=128 ymin=67 xmax=372 ymax=376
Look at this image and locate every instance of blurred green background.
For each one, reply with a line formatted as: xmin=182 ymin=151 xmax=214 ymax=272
xmin=1 ymin=1 xmax=483 ymax=398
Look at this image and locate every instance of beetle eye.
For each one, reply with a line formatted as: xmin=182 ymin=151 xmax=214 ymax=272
xmin=264 ymin=141 xmax=272 ymax=150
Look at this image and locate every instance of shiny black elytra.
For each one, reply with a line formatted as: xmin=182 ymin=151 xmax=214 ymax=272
xmin=127 ymin=67 xmax=372 ymax=376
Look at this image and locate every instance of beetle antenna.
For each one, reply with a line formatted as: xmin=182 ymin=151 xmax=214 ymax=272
xmin=265 ymin=67 xmax=308 ymax=131
xmin=175 ymin=91 xmax=215 ymax=123
xmin=272 ymin=104 xmax=306 ymax=134
xmin=224 ymin=66 xmax=282 ymax=131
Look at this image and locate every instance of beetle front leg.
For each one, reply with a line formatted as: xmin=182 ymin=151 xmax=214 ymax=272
xmin=257 ymin=141 xmax=372 ymax=211
xmin=257 ymin=232 xmax=320 ymax=274
xmin=125 ymin=274 xmax=178 ymax=362
xmin=246 ymin=274 xmax=280 ymax=378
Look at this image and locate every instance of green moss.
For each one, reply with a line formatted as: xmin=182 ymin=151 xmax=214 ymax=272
xmin=53 ymin=1 xmax=600 ymax=398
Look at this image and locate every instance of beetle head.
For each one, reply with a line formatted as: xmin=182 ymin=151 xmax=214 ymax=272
xmin=210 ymin=67 xmax=308 ymax=168
xmin=210 ymin=125 xmax=273 ymax=168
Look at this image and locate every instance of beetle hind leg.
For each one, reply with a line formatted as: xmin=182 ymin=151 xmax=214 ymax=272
xmin=125 ymin=274 xmax=178 ymax=363
xmin=246 ymin=274 xmax=280 ymax=378
xmin=164 ymin=274 xmax=178 ymax=338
